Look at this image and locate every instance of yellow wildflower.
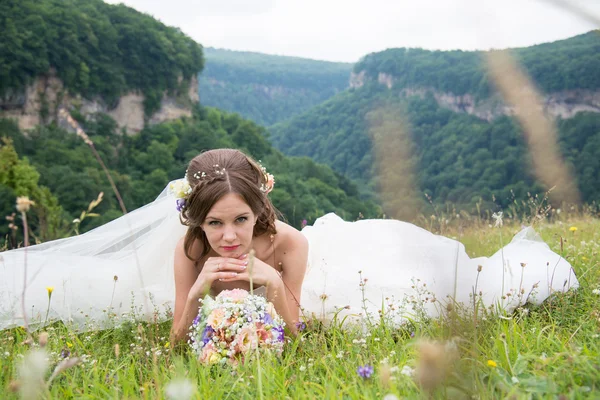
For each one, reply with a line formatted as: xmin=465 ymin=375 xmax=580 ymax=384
xmin=569 ymin=226 xmax=577 ymax=232
xmin=66 ymin=342 xmax=73 ymax=348
xmin=164 ymin=342 xmax=170 ymax=348
xmin=487 ymin=359 xmax=497 ymax=368
xmin=46 ymin=286 xmax=54 ymax=296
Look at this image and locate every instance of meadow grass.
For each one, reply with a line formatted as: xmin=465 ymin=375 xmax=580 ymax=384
xmin=1 ymin=215 xmax=598 ymax=399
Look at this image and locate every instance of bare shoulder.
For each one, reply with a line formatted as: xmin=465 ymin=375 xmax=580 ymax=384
xmin=274 ymin=220 xmax=308 ymax=255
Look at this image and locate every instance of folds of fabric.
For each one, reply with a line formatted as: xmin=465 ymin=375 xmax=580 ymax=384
xmin=0 ymin=185 xmax=187 ymax=331
xmin=300 ymin=213 xmax=578 ymax=324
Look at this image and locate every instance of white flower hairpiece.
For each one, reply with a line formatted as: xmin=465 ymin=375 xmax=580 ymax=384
xmin=168 ymin=178 xmax=192 ymax=212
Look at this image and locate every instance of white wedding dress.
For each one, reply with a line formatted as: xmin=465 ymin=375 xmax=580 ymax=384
xmin=0 ymin=183 xmax=578 ymax=331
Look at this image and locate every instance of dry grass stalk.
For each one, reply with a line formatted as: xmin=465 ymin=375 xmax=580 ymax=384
xmin=486 ymin=50 xmax=581 ymax=205
xmin=57 ymin=108 xmax=128 ymax=215
xmin=367 ymin=105 xmax=421 ymax=220
xmin=414 ymin=339 xmax=458 ymax=394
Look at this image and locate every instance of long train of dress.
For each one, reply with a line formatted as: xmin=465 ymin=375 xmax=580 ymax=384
xmin=0 ymin=187 xmax=578 ymax=331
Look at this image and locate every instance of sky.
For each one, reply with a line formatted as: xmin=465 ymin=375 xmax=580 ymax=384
xmin=105 ymin=0 xmax=599 ymax=62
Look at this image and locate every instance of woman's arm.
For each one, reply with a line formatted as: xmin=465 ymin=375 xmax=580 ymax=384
xmin=278 ymin=227 xmax=309 ymax=329
xmin=170 ymin=238 xmax=206 ymax=345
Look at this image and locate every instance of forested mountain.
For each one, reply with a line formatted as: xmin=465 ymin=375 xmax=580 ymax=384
xmin=353 ymin=31 xmax=600 ymax=97
xmin=0 ymin=0 xmax=380 ymax=247
xmin=270 ymin=32 xmax=600 ymax=215
xmin=198 ymin=48 xmax=352 ymax=126
xmin=0 ymin=0 xmax=203 ymax=116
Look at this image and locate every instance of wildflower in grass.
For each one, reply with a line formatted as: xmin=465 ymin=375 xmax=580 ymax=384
xmin=296 ymin=321 xmax=307 ymax=331
xmin=569 ymin=226 xmax=577 ymax=232
xmin=401 ymin=365 xmax=415 ymax=377
xmin=487 ymin=360 xmax=497 ymax=368
xmin=66 ymin=341 xmax=73 ymax=348
xmin=492 ymin=212 xmax=503 ymax=227
xmin=301 ymin=219 xmax=308 ymax=229
xmin=592 ymin=289 xmax=600 ymax=295
xmin=511 ymin=376 xmax=519 ymax=384
xmin=357 ymin=365 xmax=374 ymax=379
xmin=165 ymin=378 xmax=195 ymax=400
xmin=299 ymin=365 xmax=307 ymax=372
xmin=383 ymin=395 xmax=400 ymax=400
xmin=16 ymin=196 xmax=35 ymax=213
xmin=38 ymin=332 xmax=48 ymax=347
xmin=18 ymin=349 xmax=48 ymax=399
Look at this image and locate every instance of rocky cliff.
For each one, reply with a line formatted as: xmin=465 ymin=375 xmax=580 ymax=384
xmin=0 ymin=70 xmax=199 ymax=134
xmin=350 ymin=71 xmax=600 ymax=121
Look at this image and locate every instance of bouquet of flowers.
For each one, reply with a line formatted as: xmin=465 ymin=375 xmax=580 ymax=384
xmin=189 ymin=289 xmax=285 ymax=365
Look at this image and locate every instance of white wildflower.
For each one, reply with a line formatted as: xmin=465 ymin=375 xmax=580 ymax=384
xmin=299 ymin=365 xmax=307 ymax=372
xmin=165 ymin=378 xmax=195 ymax=400
xmin=492 ymin=212 xmax=503 ymax=228
xmin=18 ymin=349 xmax=49 ymax=399
xmin=400 ymin=365 xmax=414 ymax=377
xmin=511 ymin=376 xmax=519 ymax=384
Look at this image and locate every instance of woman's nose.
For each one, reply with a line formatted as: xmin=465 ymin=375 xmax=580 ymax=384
xmin=223 ymin=226 xmax=237 ymax=241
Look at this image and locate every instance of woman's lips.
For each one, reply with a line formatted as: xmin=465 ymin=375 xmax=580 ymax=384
xmin=222 ymin=245 xmax=240 ymax=252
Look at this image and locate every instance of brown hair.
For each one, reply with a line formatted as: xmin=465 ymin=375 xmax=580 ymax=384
xmin=180 ymin=149 xmax=278 ymax=263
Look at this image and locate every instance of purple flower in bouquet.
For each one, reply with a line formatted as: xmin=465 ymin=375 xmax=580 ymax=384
xmin=192 ymin=314 xmax=200 ymax=325
xmin=201 ymin=325 xmax=214 ymax=345
xmin=262 ymin=312 xmax=273 ymax=325
xmin=357 ymin=365 xmax=374 ymax=379
xmin=272 ymin=325 xmax=285 ymax=342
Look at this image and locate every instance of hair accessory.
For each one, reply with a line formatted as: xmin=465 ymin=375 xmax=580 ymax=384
xmin=168 ymin=178 xmax=192 ymax=212
xmin=258 ymin=161 xmax=275 ymax=194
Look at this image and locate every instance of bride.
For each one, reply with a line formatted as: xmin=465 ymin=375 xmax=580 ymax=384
xmin=0 ymin=149 xmax=578 ymax=338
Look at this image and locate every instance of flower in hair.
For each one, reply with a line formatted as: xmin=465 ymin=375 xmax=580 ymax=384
xmin=258 ymin=160 xmax=275 ymax=194
xmin=169 ymin=178 xmax=192 ymax=211
xmin=261 ymin=173 xmax=275 ymax=194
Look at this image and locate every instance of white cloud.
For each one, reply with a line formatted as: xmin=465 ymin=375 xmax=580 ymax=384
xmin=105 ymin=0 xmax=599 ymax=62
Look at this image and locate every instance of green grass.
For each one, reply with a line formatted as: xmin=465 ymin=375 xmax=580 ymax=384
xmin=1 ymin=216 xmax=599 ymax=399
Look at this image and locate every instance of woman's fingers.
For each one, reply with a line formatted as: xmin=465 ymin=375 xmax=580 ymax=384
xmin=219 ymin=272 xmax=248 ymax=282
xmin=208 ymin=257 xmax=247 ymax=272
xmin=216 ymin=272 xmax=240 ymax=281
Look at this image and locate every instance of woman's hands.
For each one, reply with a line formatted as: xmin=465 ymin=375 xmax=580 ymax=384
xmin=187 ymin=255 xmax=248 ymax=300
xmin=219 ymin=253 xmax=281 ymax=287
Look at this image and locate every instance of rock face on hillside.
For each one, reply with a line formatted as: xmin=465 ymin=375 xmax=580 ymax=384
xmin=349 ymin=71 xmax=600 ymax=121
xmin=0 ymin=70 xmax=199 ymax=134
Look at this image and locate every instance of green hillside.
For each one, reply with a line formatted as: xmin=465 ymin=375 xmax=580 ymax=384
xmin=0 ymin=0 xmax=203 ymax=115
xmin=353 ymin=30 xmax=600 ymax=97
xmin=270 ymin=32 xmax=600 ymax=214
xmin=0 ymin=0 xmax=380 ymax=247
xmin=198 ymin=48 xmax=352 ymax=126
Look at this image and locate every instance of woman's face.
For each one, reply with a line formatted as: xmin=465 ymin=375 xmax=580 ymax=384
xmin=202 ymin=193 xmax=258 ymax=258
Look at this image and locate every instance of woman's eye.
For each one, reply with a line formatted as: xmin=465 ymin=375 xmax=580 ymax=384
xmin=208 ymin=221 xmax=221 ymax=226
xmin=236 ymin=217 xmax=248 ymax=223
